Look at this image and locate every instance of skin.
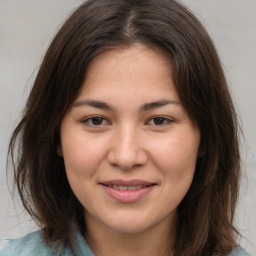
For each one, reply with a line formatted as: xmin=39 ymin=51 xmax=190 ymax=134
xmin=60 ymin=44 xmax=201 ymax=256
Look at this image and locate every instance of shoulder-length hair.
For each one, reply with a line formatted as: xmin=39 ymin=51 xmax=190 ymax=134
xmin=8 ymin=0 xmax=240 ymax=255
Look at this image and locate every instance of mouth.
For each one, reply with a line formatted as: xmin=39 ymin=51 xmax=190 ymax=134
xmin=99 ymin=180 xmax=156 ymax=203
xmin=100 ymin=184 xmax=154 ymax=191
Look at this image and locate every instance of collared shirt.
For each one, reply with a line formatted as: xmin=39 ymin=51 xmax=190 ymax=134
xmin=0 ymin=230 xmax=251 ymax=256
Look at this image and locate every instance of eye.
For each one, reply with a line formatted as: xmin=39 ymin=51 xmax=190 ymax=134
xmin=147 ymin=116 xmax=173 ymax=126
xmin=82 ymin=116 xmax=109 ymax=126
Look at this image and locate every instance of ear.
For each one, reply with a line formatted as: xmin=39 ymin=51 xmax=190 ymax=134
xmin=57 ymin=145 xmax=63 ymax=157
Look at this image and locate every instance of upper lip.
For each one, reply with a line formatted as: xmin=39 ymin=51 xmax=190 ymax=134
xmin=99 ymin=179 xmax=156 ymax=186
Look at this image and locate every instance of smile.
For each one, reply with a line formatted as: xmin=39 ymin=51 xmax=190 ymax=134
xmin=102 ymin=184 xmax=152 ymax=191
xmin=100 ymin=180 xmax=156 ymax=203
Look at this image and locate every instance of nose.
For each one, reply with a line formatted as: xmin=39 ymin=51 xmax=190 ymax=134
xmin=107 ymin=125 xmax=148 ymax=170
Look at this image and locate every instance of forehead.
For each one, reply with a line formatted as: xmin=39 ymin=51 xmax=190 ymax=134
xmin=78 ymin=44 xmax=176 ymax=99
xmin=87 ymin=44 xmax=172 ymax=70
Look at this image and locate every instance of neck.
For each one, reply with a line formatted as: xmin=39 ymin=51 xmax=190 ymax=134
xmin=84 ymin=214 xmax=176 ymax=256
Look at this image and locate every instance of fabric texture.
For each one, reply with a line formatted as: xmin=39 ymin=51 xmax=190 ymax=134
xmin=0 ymin=229 xmax=94 ymax=256
xmin=228 ymin=247 xmax=251 ymax=256
xmin=0 ymin=230 xmax=251 ymax=256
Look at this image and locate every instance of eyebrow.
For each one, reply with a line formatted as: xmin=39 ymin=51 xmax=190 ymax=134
xmin=139 ymin=99 xmax=180 ymax=111
xmin=73 ymin=99 xmax=180 ymax=111
xmin=73 ymin=99 xmax=114 ymax=110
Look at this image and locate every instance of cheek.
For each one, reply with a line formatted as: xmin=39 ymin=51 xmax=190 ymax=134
xmin=61 ymin=136 xmax=106 ymax=205
xmin=150 ymin=134 xmax=199 ymax=179
xmin=62 ymin=134 xmax=106 ymax=178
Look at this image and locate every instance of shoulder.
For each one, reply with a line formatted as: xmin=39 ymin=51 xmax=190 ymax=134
xmin=228 ymin=246 xmax=251 ymax=256
xmin=0 ymin=229 xmax=94 ymax=256
xmin=0 ymin=231 xmax=57 ymax=256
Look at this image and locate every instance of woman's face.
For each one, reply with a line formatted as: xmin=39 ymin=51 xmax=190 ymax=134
xmin=60 ymin=44 xmax=200 ymax=235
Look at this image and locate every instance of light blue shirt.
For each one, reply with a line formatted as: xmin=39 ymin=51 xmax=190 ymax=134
xmin=0 ymin=230 xmax=94 ymax=256
xmin=0 ymin=230 xmax=251 ymax=256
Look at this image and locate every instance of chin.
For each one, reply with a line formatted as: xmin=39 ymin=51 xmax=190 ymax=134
xmin=102 ymin=212 xmax=164 ymax=235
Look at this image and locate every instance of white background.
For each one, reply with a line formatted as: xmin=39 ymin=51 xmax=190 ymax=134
xmin=0 ymin=0 xmax=255 ymax=255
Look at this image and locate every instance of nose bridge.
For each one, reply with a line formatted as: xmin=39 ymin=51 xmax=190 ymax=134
xmin=107 ymin=123 xmax=147 ymax=169
xmin=119 ymin=124 xmax=137 ymax=154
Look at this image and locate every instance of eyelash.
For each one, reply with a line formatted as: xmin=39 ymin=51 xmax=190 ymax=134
xmin=82 ymin=116 xmax=174 ymax=128
xmin=147 ymin=116 xmax=174 ymax=126
xmin=82 ymin=116 xmax=110 ymax=127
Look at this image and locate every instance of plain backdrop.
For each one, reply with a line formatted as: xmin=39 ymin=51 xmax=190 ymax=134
xmin=0 ymin=0 xmax=255 ymax=255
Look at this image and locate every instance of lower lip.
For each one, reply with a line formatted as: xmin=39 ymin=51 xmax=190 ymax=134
xmin=101 ymin=185 xmax=155 ymax=203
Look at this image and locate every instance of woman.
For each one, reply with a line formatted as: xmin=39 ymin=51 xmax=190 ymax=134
xmin=0 ymin=0 xmax=250 ymax=255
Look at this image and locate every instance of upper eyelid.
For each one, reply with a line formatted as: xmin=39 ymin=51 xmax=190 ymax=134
xmin=82 ymin=115 xmax=106 ymax=121
xmin=146 ymin=116 xmax=174 ymax=122
xmin=82 ymin=116 xmax=110 ymax=125
xmin=80 ymin=115 xmax=174 ymax=125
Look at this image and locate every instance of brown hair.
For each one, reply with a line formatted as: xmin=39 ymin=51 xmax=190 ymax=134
xmin=8 ymin=0 xmax=241 ymax=255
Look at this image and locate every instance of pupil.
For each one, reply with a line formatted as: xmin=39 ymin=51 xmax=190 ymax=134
xmin=154 ymin=117 xmax=164 ymax=125
xmin=92 ymin=117 xmax=103 ymax=125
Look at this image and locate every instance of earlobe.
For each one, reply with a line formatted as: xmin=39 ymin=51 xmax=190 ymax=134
xmin=57 ymin=145 xmax=63 ymax=157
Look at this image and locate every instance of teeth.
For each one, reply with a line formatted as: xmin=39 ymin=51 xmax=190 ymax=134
xmin=128 ymin=186 xmax=136 ymax=190
xmin=110 ymin=185 xmax=145 ymax=190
